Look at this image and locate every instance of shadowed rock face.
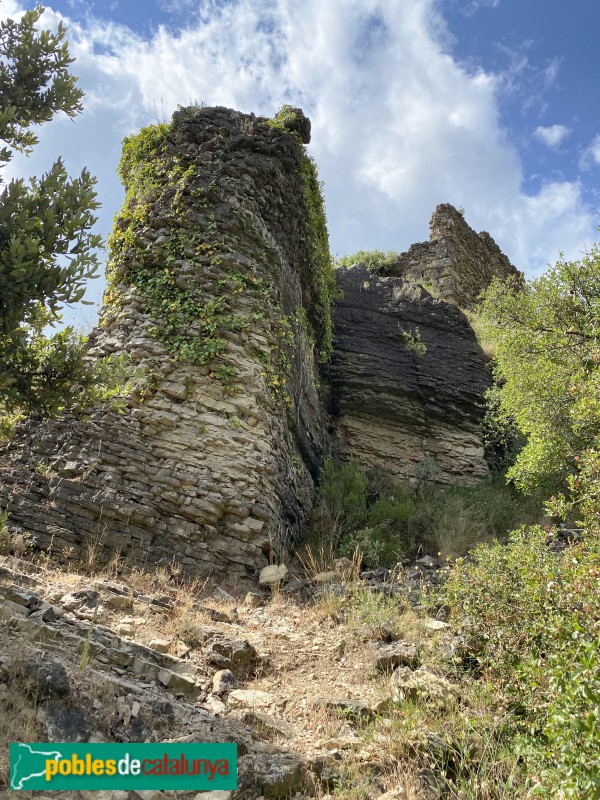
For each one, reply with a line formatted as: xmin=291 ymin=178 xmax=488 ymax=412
xmin=329 ymin=265 xmax=490 ymax=484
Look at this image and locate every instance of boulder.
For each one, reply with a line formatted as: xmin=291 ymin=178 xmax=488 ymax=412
xmin=243 ymin=710 xmax=297 ymax=738
xmin=259 ymin=564 xmax=288 ymax=587
xmin=391 ymin=666 xmax=456 ymax=706
xmin=22 ymin=651 xmax=70 ymax=697
xmin=148 ymin=639 xmax=171 ymax=653
xmin=203 ymin=635 xmax=256 ymax=670
xmin=255 ymin=754 xmax=304 ymax=798
xmin=228 ymin=689 xmax=274 ymax=708
xmin=372 ymin=641 xmax=420 ymax=672
xmin=43 ymin=701 xmax=92 ymax=742
xmin=157 ymin=669 xmax=198 ymax=695
xmin=212 ymin=669 xmax=237 ymax=694
xmin=244 ymin=591 xmax=266 ymax=607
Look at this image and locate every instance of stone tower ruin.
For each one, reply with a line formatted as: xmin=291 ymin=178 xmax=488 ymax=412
xmin=0 ymin=106 xmax=329 ymax=581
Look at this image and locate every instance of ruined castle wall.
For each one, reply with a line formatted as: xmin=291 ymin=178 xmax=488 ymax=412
xmin=394 ymin=204 xmax=520 ymax=307
xmin=0 ymin=107 xmax=329 ymax=582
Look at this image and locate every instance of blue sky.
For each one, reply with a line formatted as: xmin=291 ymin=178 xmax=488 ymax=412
xmin=2 ymin=0 xmax=600 ymax=329
xmin=444 ymin=1 xmax=600 ymax=203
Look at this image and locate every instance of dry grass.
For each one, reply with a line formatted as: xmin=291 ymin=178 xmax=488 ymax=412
xmin=0 ymin=537 xmax=526 ymax=800
xmin=297 ymin=541 xmax=337 ymax=579
xmin=0 ymin=654 xmax=43 ymax=789
xmin=311 ymin=588 xmax=345 ymax=622
xmin=297 ymin=542 xmax=362 ymax=582
xmin=168 ymin=599 xmax=212 ymax=649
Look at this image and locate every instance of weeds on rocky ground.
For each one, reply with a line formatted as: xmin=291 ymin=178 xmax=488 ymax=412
xmin=306 ymin=524 xmax=599 ymax=799
xmin=311 ymin=592 xmax=529 ymax=799
xmin=0 ymin=656 xmax=44 ymax=788
xmin=300 ymin=459 xmax=597 ymax=799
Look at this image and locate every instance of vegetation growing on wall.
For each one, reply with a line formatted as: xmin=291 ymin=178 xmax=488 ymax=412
xmin=300 ymin=155 xmax=336 ymax=360
xmin=107 ymin=106 xmax=336 ymax=400
xmin=268 ymin=105 xmax=336 ymax=361
xmin=108 ymin=122 xmax=261 ymax=392
xmin=336 ymin=249 xmax=400 ymax=273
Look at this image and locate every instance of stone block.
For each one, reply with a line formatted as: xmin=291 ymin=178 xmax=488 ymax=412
xmin=157 ymin=668 xmax=198 ymax=695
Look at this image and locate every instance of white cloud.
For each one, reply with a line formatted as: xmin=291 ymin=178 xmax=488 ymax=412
xmin=580 ymin=134 xmax=600 ymax=170
xmin=543 ymin=57 xmax=561 ymax=88
xmin=462 ymin=0 xmax=501 ymax=15
xmin=3 ymin=0 xmax=598 ymax=330
xmin=534 ymin=124 xmax=571 ymax=149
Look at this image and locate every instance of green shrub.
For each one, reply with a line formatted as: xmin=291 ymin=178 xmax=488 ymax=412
xmin=481 ymin=385 xmax=527 ymax=473
xmin=312 ymin=460 xmax=414 ymax=567
xmin=335 ymin=249 xmax=400 ymax=274
xmin=308 ymin=460 xmax=538 ymax=567
xmin=477 ymin=245 xmax=600 ymax=497
xmin=318 ymin=457 xmax=369 ymax=531
xmin=415 ymin=477 xmax=539 ymax=557
xmin=442 ymin=526 xmax=600 ymax=798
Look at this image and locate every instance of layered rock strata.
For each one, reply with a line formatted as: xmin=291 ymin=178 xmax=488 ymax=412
xmin=0 ymin=106 xmax=329 ymax=580
xmin=329 ymin=264 xmax=490 ymax=484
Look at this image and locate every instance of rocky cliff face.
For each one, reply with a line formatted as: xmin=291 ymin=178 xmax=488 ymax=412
xmin=0 ymin=106 xmax=330 ymax=582
xmin=329 ymin=265 xmax=490 ymax=484
xmin=327 ymin=204 xmax=520 ymax=485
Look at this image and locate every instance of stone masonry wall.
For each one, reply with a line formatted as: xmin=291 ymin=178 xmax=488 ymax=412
xmin=392 ymin=204 xmax=521 ymax=307
xmin=0 ymin=106 xmax=329 ymax=582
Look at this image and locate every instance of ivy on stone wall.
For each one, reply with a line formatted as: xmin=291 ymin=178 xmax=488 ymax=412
xmin=105 ymin=105 xmax=335 ymax=402
xmin=269 ymin=105 xmax=335 ymax=361
xmin=300 ymin=154 xmax=335 ymax=360
xmin=106 ymin=121 xmax=245 ymax=391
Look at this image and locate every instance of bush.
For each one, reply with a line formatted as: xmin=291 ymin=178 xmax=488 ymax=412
xmin=312 ymin=460 xmax=414 ymax=566
xmin=335 ymin=249 xmax=400 ymax=274
xmin=414 ymin=477 xmax=539 ymax=557
xmin=478 ymin=246 xmax=600 ymax=497
xmin=308 ymin=459 xmax=539 ymax=567
xmin=0 ymin=6 xmax=103 ymax=416
xmin=441 ymin=526 xmax=600 ymax=798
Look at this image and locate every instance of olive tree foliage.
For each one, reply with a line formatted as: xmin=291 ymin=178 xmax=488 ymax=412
xmin=478 ymin=245 xmax=600 ymax=497
xmin=0 ymin=5 xmax=104 ymax=415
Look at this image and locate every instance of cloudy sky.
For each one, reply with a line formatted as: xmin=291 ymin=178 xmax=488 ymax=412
xmin=3 ymin=0 xmax=600 ymax=329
